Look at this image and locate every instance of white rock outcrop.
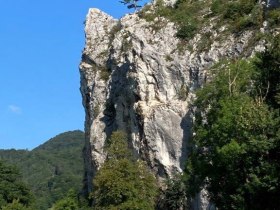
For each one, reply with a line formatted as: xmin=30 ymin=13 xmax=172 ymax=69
xmin=79 ymin=2 xmax=268 ymax=209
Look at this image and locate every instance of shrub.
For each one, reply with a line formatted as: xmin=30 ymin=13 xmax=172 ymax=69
xmin=1 ymin=200 xmax=32 ymax=210
xmin=171 ymin=1 xmax=202 ymax=39
xmin=177 ymin=84 xmax=189 ymax=101
xmin=139 ymin=0 xmax=202 ymax=40
xmin=232 ymin=16 xmax=254 ymax=32
xmin=223 ymin=0 xmax=262 ymax=32
xmin=197 ymin=32 xmax=213 ymax=52
xmin=109 ymin=22 xmax=122 ymax=44
xmin=93 ymin=104 xmax=100 ymax=118
xmin=267 ymin=8 xmax=280 ymax=26
xmin=176 ymin=19 xmax=198 ymax=40
xmin=99 ymin=66 xmax=111 ymax=81
xmin=224 ymin=0 xmax=256 ymax=19
xmin=224 ymin=2 xmax=243 ymax=20
xmin=211 ymin=0 xmax=227 ymax=15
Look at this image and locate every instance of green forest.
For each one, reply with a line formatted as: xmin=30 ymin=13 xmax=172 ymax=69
xmin=0 ymin=131 xmax=85 ymax=210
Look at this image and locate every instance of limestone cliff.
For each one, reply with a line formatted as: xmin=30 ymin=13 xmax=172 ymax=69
xmin=80 ymin=0 xmax=279 ymax=208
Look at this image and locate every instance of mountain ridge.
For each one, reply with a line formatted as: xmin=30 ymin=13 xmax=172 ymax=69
xmin=0 ymin=130 xmax=85 ymax=210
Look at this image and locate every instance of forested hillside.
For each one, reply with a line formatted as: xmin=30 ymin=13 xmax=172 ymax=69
xmin=0 ymin=130 xmax=85 ymax=210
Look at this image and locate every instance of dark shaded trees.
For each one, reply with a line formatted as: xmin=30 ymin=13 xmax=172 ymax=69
xmin=159 ymin=174 xmax=187 ymax=210
xmin=254 ymin=34 xmax=280 ymax=108
xmin=52 ymin=189 xmax=79 ymax=210
xmin=0 ymin=160 xmax=33 ymax=208
xmin=0 ymin=130 xmax=85 ymax=210
xmin=1 ymin=199 xmax=32 ymax=210
xmin=185 ymin=35 xmax=280 ymax=210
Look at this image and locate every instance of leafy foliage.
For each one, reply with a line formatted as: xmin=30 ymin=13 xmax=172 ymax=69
xmin=267 ymin=8 xmax=280 ymax=26
xmin=1 ymin=199 xmax=32 ymax=210
xmin=223 ymin=0 xmax=263 ymax=32
xmin=52 ymin=189 xmax=79 ymax=210
xmin=0 ymin=130 xmax=85 ymax=210
xmin=211 ymin=0 xmax=262 ymax=32
xmin=254 ymin=34 xmax=280 ymax=108
xmin=139 ymin=0 xmax=264 ymax=40
xmin=159 ymin=174 xmax=187 ymax=210
xmin=185 ymin=35 xmax=280 ymax=209
xmin=92 ymin=131 xmax=158 ymax=210
xmin=0 ymin=161 xmax=33 ymax=209
xmin=138 ymin=0 xmax=202 ymax=39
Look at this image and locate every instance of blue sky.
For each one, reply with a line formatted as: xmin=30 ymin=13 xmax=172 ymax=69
xmin=0 ymin=0 xmax=150 ymax=150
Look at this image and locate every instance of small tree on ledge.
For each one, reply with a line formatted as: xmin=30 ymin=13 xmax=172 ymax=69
xmin=120 ymin=0 xmax=142 ymax=11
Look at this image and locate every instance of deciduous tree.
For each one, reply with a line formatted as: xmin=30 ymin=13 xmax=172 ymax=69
xmin=185 ymin=52 xmax=280 ymax=209
xmin=92 ymin=131 xmax=158 ymax=210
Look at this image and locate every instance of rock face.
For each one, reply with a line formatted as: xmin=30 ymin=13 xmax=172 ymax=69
xmin=79 ymin=1 xmax=272 ymax=209
xmin=156 ymin=0 xmax=177 ymax=6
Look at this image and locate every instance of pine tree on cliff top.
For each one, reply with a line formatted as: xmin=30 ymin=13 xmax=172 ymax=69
xmin=120 ymin=0 xmax=142 ymax=11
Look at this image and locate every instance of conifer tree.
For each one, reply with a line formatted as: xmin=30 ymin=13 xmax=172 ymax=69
xmin=0 ymin=160 xmax=33 ymax=208
xmin=120 ymin=0 xmax=142 ymax=11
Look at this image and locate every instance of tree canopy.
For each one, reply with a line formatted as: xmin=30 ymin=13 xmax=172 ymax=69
xmin=0 ymin=160 xmax=33 ymax=209
xmin=184 ymin=34 xmax=280 ymax=209
xmin=51 ymin=189 xmax=79 ymax=210
xmin=0 ymin=130 xmax=85 ymax=210
xmin=92 ymin=131 xmax=158 ymax=210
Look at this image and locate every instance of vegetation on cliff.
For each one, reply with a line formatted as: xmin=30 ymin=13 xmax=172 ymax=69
xmin=140 ymin=0 xmax=269 ymax=39
xmin=185 ymin=34 xmax=280 ymax=209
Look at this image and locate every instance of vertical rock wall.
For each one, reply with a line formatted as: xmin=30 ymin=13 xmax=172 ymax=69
xmin=79 ymin=1 xmax=270 ymax=208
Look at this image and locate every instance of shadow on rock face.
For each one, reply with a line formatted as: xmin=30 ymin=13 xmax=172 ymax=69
xmin=179 ymin=109 xmax=193 ymax=171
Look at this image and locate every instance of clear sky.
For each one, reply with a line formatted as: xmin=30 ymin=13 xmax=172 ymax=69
xmin=0 ymin=0 xmax=150 ymax=150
